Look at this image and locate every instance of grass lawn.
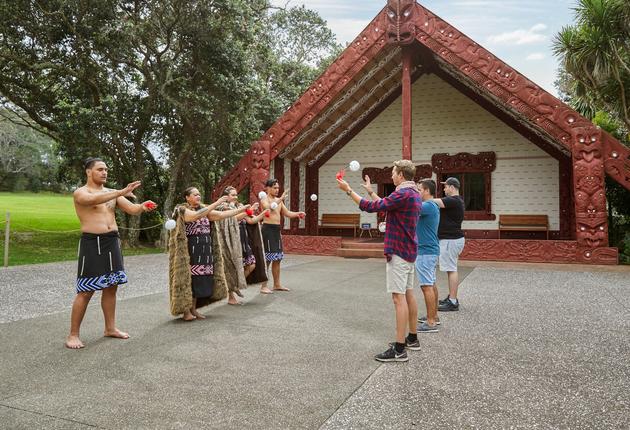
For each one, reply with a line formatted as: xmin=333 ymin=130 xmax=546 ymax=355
xmin=0 ymin=192 xmax=163 ymax=267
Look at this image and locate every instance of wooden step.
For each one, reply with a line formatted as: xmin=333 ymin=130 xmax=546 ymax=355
xmin=336 ymin=248 xmax=384 ymax=259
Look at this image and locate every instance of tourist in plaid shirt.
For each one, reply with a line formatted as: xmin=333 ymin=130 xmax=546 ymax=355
xmin=337 ymin=160 xmax=422 ymax=362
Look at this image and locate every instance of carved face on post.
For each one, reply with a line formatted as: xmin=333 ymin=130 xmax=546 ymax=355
xmin=576 ymin=218 xmax=608 ymax=248
xmin=386 ymin=0 xmax=416 ymax=45
xmin=249 ymin=140 xmax=271 ymax=203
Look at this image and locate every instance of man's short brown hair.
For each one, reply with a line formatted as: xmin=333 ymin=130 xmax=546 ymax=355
xmin=393 ymin=160 xmax=416 ymax=181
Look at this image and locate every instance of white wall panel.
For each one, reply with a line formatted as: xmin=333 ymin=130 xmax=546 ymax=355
xmin=317 ymin=73 xmax=559 ymax=230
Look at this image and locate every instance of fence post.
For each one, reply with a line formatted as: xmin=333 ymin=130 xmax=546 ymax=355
xmin=3 ymin=212 xmax=9 ymax=267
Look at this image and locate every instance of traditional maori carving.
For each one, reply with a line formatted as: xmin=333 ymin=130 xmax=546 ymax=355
xmin=211 ymin=154 xmax=251 ymax=200
xmin=282 ymin=235 xmax=342 ymax=256
xmin=431 ymin=152 xmax=496 ymax=173
xmin=602 ymin=132 xmax=630 ymax=189
xmin=432 ymin=152 xmax=496 ymax=220
xmin=558 ymin=157 xmax=575 ymax=239
xmin=386 ymin=0 xmax=417 ymax=45
xmin=249 ymin=140 xmax=271 ymax=204
xmin=362 ymin=164 xmax=432 ymax=183
xmin=459 ymin=239 xmax=617 ymax=265
xmin=571 ymin=126 xmax=609 ymax=248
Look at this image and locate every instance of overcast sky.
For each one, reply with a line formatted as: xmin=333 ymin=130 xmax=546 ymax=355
xmin=271 ymin=0 xmax=578 ymax=96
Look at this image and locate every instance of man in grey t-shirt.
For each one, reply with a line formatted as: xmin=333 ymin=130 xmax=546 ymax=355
xmin=433 ymin=177 xmax=465 ymax=311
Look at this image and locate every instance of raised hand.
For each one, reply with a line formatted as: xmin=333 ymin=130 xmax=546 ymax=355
xmin=361 ymin=175 xmax=373 ymax=194
xmin=251 ymin=202 xmax=260 ymax=211
xmin=216 ymin=195 xmax=229 ymax=205
xmin=336 ymin=178 xmax=350 ymax=192
xmin=279 ymin=189 xmax=288 ymax=201
xmin=121 ymin=181 xmax=141 ymax=199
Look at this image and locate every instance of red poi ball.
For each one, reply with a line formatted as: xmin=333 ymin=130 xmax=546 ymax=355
xmin=264 ymin=210 xmax=271 ymax=217
xmin=245 ymin=208 xmax=254 ymax=216
xmin=298 ymin=213 xmax=305 ymax=219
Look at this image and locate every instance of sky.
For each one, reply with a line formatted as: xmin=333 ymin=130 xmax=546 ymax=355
xmin=270 ymin=0 xmax=578 ymax=96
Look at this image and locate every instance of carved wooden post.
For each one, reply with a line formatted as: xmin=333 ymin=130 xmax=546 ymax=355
xmin=249 ymin=140 xmax=270 ymax=204
xmin=571 ymin=125 xmax=609 ymax=256
xmin=401 ymin=47 xmax=413 ymax=160
xmin=290 ymin=160 xmax=300 ymax=233
xmin=305 ymin=165 xmax=319 ymax=235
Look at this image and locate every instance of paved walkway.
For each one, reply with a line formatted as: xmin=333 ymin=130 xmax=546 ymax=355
xmin=0 ymin=254 xmax=629 ymax=429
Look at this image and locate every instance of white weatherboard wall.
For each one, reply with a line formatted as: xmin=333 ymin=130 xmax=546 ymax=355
xmin=318 ymin=73 xmax=559 ymax=230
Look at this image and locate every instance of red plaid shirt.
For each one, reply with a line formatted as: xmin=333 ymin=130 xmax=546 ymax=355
xmin=359 ymin=184 xmax=422 ymax=262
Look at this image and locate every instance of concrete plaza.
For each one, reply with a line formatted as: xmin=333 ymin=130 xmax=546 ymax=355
xmin=1 ymin=254 xmax=629 ymax=429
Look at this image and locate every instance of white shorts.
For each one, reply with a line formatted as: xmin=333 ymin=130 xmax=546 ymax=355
xmin=439 ymin=238 xmax=465 ymax=272
xmin=386 ymin=254 xmax=415 ymax=294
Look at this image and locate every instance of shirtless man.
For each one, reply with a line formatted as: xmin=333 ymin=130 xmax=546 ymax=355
xmin=65 ymin=157 xmax=157 ymax=349
xmin=259 ymin=179 xmax=305 ymax=294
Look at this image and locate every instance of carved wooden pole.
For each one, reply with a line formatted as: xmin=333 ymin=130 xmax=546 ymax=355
xmin=571 ymin=125 xmax=609 ymax=258
xmin=290 ymin=160 xmax=300 ymax=233
xmin=305 ymin=165 xmax=319 ymax=235
xmin=401 ymin=47 xmax=413 ymax=160
xmin=249 ymin=141 xmax=271 ymax=204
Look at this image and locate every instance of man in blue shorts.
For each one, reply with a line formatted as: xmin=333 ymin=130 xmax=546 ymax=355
xmin=415 ymin=179 xmax=440 ymax=332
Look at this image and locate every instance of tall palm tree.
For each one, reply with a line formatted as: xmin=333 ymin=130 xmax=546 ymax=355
xmin=553 ymin=0 xmax=630 ymax=132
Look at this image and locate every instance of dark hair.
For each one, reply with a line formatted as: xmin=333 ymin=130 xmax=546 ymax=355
xmin=265 ymin=178 xmax=278 ymax=188
xmin=222 ymin=186 xmax=236 ymax=196
xmin=83 ymin=157 xmax=103 ymax=170
xmin=183 ymin=187 xmax=198 ymax=198
xmin=419 ymin=178 xmax=436 ymax=196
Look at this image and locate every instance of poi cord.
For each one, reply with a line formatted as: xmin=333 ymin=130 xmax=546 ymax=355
xmin=8 ymin=222 xmax=165 ymax=234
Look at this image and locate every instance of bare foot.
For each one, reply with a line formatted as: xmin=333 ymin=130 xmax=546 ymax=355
xmin=191 ymin=310 xmax=206 ymax=320
xmin=104 ymin=328 xmax=130 ymax=339
xmin=227 ymin=298 xmax=242 ymax=305
xmin=182 ymin=313 xmax=196 ymax=321
xmin=65 ymin=335 xmax=85 ymax=349
xmin=273 ymin=286 xmax=290 ymax=292
xmin=260 ymin=287 xmax=273 ymax=294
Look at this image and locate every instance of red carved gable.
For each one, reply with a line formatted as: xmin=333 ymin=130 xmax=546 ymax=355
xmin=214 ymin=1 xmax=630 ymax=198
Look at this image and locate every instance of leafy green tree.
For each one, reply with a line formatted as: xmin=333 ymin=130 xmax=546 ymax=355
xmin=553 ymin=0 xmax=630 ymax=133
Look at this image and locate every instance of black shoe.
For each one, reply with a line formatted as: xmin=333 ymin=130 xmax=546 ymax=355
xmin=389 ymin=339 xmax=421 ymax=351
xmin=375 ymin=345 xmax=408 ymax=362
xmin=438 ymin=299 xmax=459 ymax=312
xmin=438 ymin=295 xmax=450 ymax=305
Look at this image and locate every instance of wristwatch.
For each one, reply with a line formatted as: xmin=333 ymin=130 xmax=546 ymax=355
xmin=346 ymin=189 xmax=353 ymax=196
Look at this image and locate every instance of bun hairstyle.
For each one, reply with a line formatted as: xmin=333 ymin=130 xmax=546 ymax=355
xmin=265 ymin=178 xmax=278 ymax=188
xmin=183 ymin=187 xmax=197 ymax=198
xmin=83 ymin=157 xmax=103 ymax=170
xmin=222 ymin=186 xmax=237 ymax=196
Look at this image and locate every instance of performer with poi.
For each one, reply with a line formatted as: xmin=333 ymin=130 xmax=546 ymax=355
xmin=217 ymin=186 xmax=267 ymax=305
xmin=337 ymin=160 xmax=422 ymax=362
xmin=168 ymin=187 xmax=249 ymax=321
xmin=259 ymin=179 xmax=305 ymax=294
xmin=66 ymin=157 xmax=158 ymax=349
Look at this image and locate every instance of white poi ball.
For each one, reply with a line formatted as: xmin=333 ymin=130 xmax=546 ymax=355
xmin=270 ymin=202 xmax=278 ymax=210
xmin=310 ymin=194 xmax=318 ymax=201
xmin=258 ymin=191 xmax=267 ymax=200
xmin=165 ymin=219 xmax=176 ymax=230
xmin=349 ymin=160 xmax=360 ymax=172
xmin=378 ymin=222 xmax=386 ymax=233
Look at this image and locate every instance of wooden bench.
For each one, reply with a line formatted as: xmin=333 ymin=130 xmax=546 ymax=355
xmin=498 ymin=214 xmax=549 ymax=240
xmin=319 ymin=214 xmax=361 ymax=237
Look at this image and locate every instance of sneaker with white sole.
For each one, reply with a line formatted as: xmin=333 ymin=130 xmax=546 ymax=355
xmin=375 ymin=345 xmax=408 ymax=362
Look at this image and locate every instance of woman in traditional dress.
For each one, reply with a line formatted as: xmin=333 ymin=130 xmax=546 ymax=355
xmin=168 ymin=187 xmax=249 ymax=320
xmin=219 ymin=186 xmax=267 ymax=305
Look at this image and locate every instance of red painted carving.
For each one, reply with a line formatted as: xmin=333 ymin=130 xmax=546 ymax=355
xmin=249 ymin=140 xmax=271 ymax=204
xmin=431 ymin=152 xmax=496 ymax=172
xmin=386 ymin=0 xmax=418 ymax=45
xmin=602 ymin=132 xmax=630 ymax=190
xmin=282 ymin=235 xmax=342 ymax=256
xmin=212 ymin=154 xmax=251 ymax=200
xmin=558 ymin=157 xmax=574 ymax=239
xmin=432 ymin=152 xmax=496 ymax=220
xmin=459 ymin=239 xmax=617 ymax=265
xmin=305 ymin=165 xmax=319 ymax=235
xmin=570 ymin=126 xmax=609 ymax=248
xmin=362 ymin=164 xmax=432 ymax=183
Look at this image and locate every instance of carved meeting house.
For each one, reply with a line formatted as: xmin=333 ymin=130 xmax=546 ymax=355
xmin=214 ymin=0 xmax=630 ymax=265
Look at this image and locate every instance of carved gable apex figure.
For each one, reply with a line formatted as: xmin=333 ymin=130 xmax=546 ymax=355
xmin=386 ymin=0 xmax=417 ymax=45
